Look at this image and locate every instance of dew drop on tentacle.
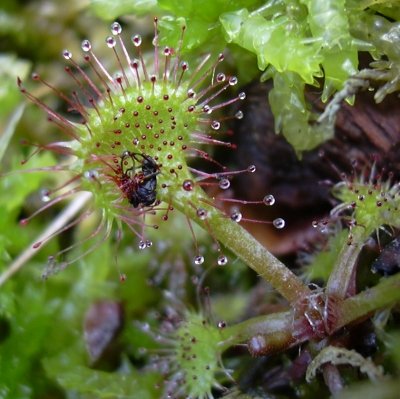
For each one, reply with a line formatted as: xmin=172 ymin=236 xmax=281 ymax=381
xmin=196 ymin=208 xmax=208 ymax=220
xmin=106 ymin=36 xmax=117 ymax=48
xmin=235 ymin=110 xmax=244 ymax=119
xmin=216 ymin=73 xmax=226 ymax=83
xmin=230 ymin=211 xmax=242 ymax=223
xmin=132 ymin=34 xmax=142 ymax=47
xmin=217 ymin=254 xmax=228 ymax=266
xmin=228 ymin=76 xmax=238 ymax=86
xmin=81 ymin=40 xmax=92 ymax=52
xmin=273 ymin=218 xmax=285 ymax=229
xmin=263 ymin=194 xmax=275 ymax=206
xmin=194 ymin=255 xmax=205 ymax=265
xmin=219 ymin=179 xmax=230 ymax=190
xmin=62 ymin=50 xmax=72 ymax=60
xmin=202 ymin=105 xmax=212 ymax=114
xmin=111 ymin=22 xmax=122 ymax=35
xmin=247 ymin=165 xmax=256 ymax=173
xmin=182 ymin=179 xmax=194 ymax=191
xmin=211 ymin=121 xmax=220 ymax=130
xmin=41 ymin=189 xmax=51 ymax=203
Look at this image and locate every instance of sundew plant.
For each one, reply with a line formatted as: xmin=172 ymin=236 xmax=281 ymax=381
xmin=1 ymin=0 xmax=400 ymax=398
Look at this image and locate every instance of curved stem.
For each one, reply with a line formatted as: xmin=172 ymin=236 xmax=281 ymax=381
xmin=218 ymin=310 xmax=294 ymax=351
xmin=209 ymin=216 xmax=310 ymax=303
xmin=327 ymin=228 xmax=364 ymax=298
xmin=167 ymin=177 xmax=310 ymax=304
xmin=216 ymin=273 xmax=400 ymax=355
xmin=335 ymin=273 xmax=400 ymax=329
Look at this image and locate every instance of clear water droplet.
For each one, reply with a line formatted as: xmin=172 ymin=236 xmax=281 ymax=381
xmin=217 ymin=321 xmax=226 ymax=328
xmin=140 ymin=322 xmax=150 ymax=332
xmin=230 ymin=211 xmax=242 ymax=222
xmin=203 ymin=105 xmax=212 ymax=114
xmin=81 ymin=39 xmax=91 ymax=52
xmin=229 ymin=76 xmax=238 ymax=85
xmin=312 ymin=220 xmax=318 ymax=228
xmin=146 ymin=240 xmax=153 ymax=248
xmin=182 ymin=179 xmax=194 ymax=191
xmin=273 ymin=218 xmax=285 ymax=229
xmin=238 ymin=92 xmax=246 ymax=100
xmin=133 ymin=138 xmax=139 ymax=145
xmin=216 ymin=73 xmax=226 ymax=82
xmin=247 ymin=165 xmax=256 ymax=173
xmin=211 ymin=121 xmax=220 ymax=130
xmin=217 ymin=255 xmax=228 ymax=266
xmin=263 ymin=194 xmax=275 ymax=206
xmin=187 ymin=89 xmax=195 ymax=98
xmin=196 ymin=208 xmax=208 ymax=220
xmin=132 ymin=34 xmax=142 ymax=47
xmin=40 ymin=190 xmax=50 ymax=203
xmin=219 ymin=179 xmax=230 ymax=190
xmin=84 ymin=170 xmax=99 ymax=180
xmin=194 ymin=255 xmax=204 ymax=265
xmin=138 ymin=240 xmax=147 ymax=250
xmin=235 ymin=110 xmax=244 ymax=119
xmin=111 ymin=22 xmax=122 ymax=35
xmin=62 ymin=50 xmax=72 ymax=59
xmin=106 ymin=36 xmax=116 ymax=48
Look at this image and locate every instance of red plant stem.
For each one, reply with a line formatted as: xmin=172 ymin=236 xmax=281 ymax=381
xmin=335 ymin=272 xmax=400 ymax=329
xmin=219 ymin=273 xmax=400 ymax=354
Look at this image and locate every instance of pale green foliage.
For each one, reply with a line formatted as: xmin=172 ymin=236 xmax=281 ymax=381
xmin=175 ymin=312 xmax=223 ymax=398
xmin=332 ymin=173 xmax=400 ymax=238
xmin=219 ymin=0 xmax=360 ymax=152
